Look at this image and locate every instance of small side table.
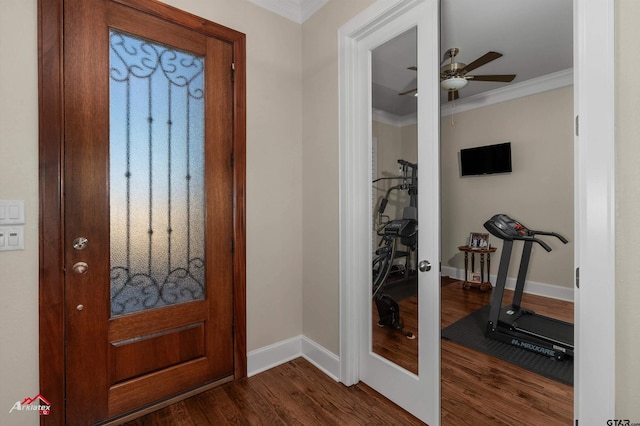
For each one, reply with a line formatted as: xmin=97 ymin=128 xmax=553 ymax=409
xmin=458 ymin=245 xmax=497 ymax=291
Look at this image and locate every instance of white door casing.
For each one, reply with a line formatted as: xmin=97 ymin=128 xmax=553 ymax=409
xmin=573 ymin=0 xmax=616 ymax=423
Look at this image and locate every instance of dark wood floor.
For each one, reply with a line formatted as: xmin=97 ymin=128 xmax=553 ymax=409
xmin=122 ymin=357 xmax=422 ymax=425
xmin=440 ymin=278 xmax=573 ymax=425
xmin=124 ymin=278 xmax=573 ymax=425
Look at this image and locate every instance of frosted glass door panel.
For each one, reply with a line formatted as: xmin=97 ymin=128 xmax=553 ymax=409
xmin=109 ymin=30 xmax=206 ymax=316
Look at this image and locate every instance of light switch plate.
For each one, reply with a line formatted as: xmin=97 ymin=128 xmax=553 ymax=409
xmin=0 ymin=226 xmax=24 ymax=251
xmin=0 ymin=200 xmax=25 ymax=225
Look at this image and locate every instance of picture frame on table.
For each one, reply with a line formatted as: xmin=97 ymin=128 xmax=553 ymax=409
xmin=469 ymin=232 xmax=490 ymax=250
xmin=466 ymin=271 xmax=482 ymax=283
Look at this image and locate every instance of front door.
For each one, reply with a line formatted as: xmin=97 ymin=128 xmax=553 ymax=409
xmin=41 ymin=0 xmax=245 ymax=423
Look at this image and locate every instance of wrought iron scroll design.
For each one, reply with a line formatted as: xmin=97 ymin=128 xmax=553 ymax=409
xmin=109 ymin=30 xmax=206 ymax=316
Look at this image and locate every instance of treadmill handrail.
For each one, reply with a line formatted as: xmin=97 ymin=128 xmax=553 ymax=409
xmin=529 ymin=236 xmax=552 ymax=252
xmin=528 ymin=230 xmax=569 ymax=244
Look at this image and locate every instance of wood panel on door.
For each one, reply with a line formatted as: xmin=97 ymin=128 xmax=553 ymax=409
xmin=38 ymin=0 xmax=245 ymax=424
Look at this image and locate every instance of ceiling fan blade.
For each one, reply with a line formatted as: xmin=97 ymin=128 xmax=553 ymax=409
xmin=398 ymin=88 xmax=418 ymax=96
xmin=448 ymin=90 xmax=459 ymax=102
xmin=467 ymin=74 xmax=516 ymax=82
xmin=462 ymin=51 xmax=502 ymax=73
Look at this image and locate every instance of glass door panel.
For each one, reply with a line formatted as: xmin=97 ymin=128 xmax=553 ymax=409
xmin=371 ymin=26 xmax=419 ymax=374
xmin=109 ymin=30 xmax=206 ymax=316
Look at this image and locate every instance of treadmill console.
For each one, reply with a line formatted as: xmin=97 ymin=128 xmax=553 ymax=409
xmin=483 ymin=214 xmax=530 ymax=241
xmin=484 ymin=214 xmax=568 ymax=252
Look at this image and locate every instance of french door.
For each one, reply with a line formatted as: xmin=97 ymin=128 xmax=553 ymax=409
xmin=340 ymin=1 xmax=441 ymax=424
xmin=39 ymin=0 xmax=246 ymax=424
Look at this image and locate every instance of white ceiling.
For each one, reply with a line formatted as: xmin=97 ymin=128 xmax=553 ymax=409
xmin=249 ymin=0 xmax=573 ymax=115
xmin=372 ymin=0 xmax=573 ymax=115
xmin=248 ymin=0 xmax=329 ymax=24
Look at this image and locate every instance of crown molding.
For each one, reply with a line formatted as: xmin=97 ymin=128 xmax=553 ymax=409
xmin=441 ymin=68 xmax=573 ymax=115
xmin=372 ymin=109 xmax=417 ymax=127
xmin=299 ymin=0 xmax=328 ymax=22
xmin=374 ymin=69 xmax=573 ymax=124
xmin=248 ymin=0 xmax=328 ymax=24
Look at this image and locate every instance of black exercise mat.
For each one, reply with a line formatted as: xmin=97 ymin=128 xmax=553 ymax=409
xmin=441 ymin=305 xmax=573 ymax=386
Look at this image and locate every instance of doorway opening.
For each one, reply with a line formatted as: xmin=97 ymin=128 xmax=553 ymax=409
xmin=438 ymin=0 xmax=574 ymax=421
xmin=340 ymin=0 xmax=616 ymax=423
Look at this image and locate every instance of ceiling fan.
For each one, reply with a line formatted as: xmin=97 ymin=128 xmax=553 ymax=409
xmin=440 ymin=48 xmax=516 ymax=101
xmin=398 ymin=48 xmax=516 ymax=101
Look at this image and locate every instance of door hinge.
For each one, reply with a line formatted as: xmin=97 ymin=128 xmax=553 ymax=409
xmin=575 ymin=115 xmax=579 ymax=136
xmin=232 ymin=238 xmax=235 ymax=253
xmin=231 ymin=62 xmax=235 ymax=82
xmin=231 ymin=152 xmax=235 ymax=167
xmin=575 ymin=267 xmax=580 ymax=289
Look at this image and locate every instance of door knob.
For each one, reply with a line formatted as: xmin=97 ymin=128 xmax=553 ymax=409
xmin=72 ymin=261 xmax=89 ymax=275
xmin=418 ymin=260 xmax=431 ymax=272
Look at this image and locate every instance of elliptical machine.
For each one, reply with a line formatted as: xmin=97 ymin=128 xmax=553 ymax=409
xmin=483 ymin=214 xmax=573 ymax=360
xmin=372 ymin=159 xmax=417 ymax=339
xmin=372 ymin=218 xmax=417 ymax=339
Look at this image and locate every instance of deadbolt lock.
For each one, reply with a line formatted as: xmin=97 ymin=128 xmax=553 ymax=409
xmin=73 ymin=237 xmax=88 ymax=251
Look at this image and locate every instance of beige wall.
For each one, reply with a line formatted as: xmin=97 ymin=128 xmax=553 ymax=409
xmin=373 ymin=120 xmax=411 ymax=226
xmin=615 ymin=0 xmax=640 ymax=419
xmin=300 ymin=0 xmax=374 ymax=354
xmin=380 ymin=89 xmax=575 ymax=292
xmin=163 ymin=0 xmax=305 ymax=352
xmin=441 ymin=87 xmax=574 ymax=289
xmin=0 ymin=2 xmax=39 ymax=425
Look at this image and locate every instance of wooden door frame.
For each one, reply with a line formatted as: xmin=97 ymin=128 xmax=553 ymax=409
xmin=38 ymin=0 xmax=246 ymax=424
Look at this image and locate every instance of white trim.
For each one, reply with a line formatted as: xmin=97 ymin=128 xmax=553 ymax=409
xmin=247 ymin=336 xmax=302 ymax=377
xmin=374 ymin=69 xmax=572 ymax=124
xmin=441 ymin=266 xmax=574 ymax=302
xmin=372 ymin=108 xmax=417 ymax=127
xmin=301 ymin=336 xmax=341 ymax=381
xmin=247 ymin=0 xmax=328 ymax=24
xmin=573 ymin=0 xmax=616 ymax=423
xmin=441 ymin=68 xmax=574 ymax=115
xmin=299 ymin=0 xmax=328 ymax=23
xmin=247 ymin=336 xmax=340 ymax=380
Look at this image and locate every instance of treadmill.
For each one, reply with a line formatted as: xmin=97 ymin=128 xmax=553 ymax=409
xmin=483 ymin=214 xmax=574 ymax=360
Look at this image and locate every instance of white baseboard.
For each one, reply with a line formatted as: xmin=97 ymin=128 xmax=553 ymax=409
xmin=247 ymin=267 xmax=573 ymax=380
xmin=441 ymin=266 xmax=574 ymax=302
xmin=300 ymin=336 xmax=340 ymax=381
xmin=247 ymin=336 xmax=302 ymax=377
xmin=247 ymin=335 xmax=340 ymax=380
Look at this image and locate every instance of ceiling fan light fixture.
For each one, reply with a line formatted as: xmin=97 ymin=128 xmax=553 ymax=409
xmin=440 ymin=77 xmax=468 ymax=91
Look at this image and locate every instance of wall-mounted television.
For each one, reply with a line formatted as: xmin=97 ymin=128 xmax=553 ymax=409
xmin=460 ymin=142 xmax=512 ymax=176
